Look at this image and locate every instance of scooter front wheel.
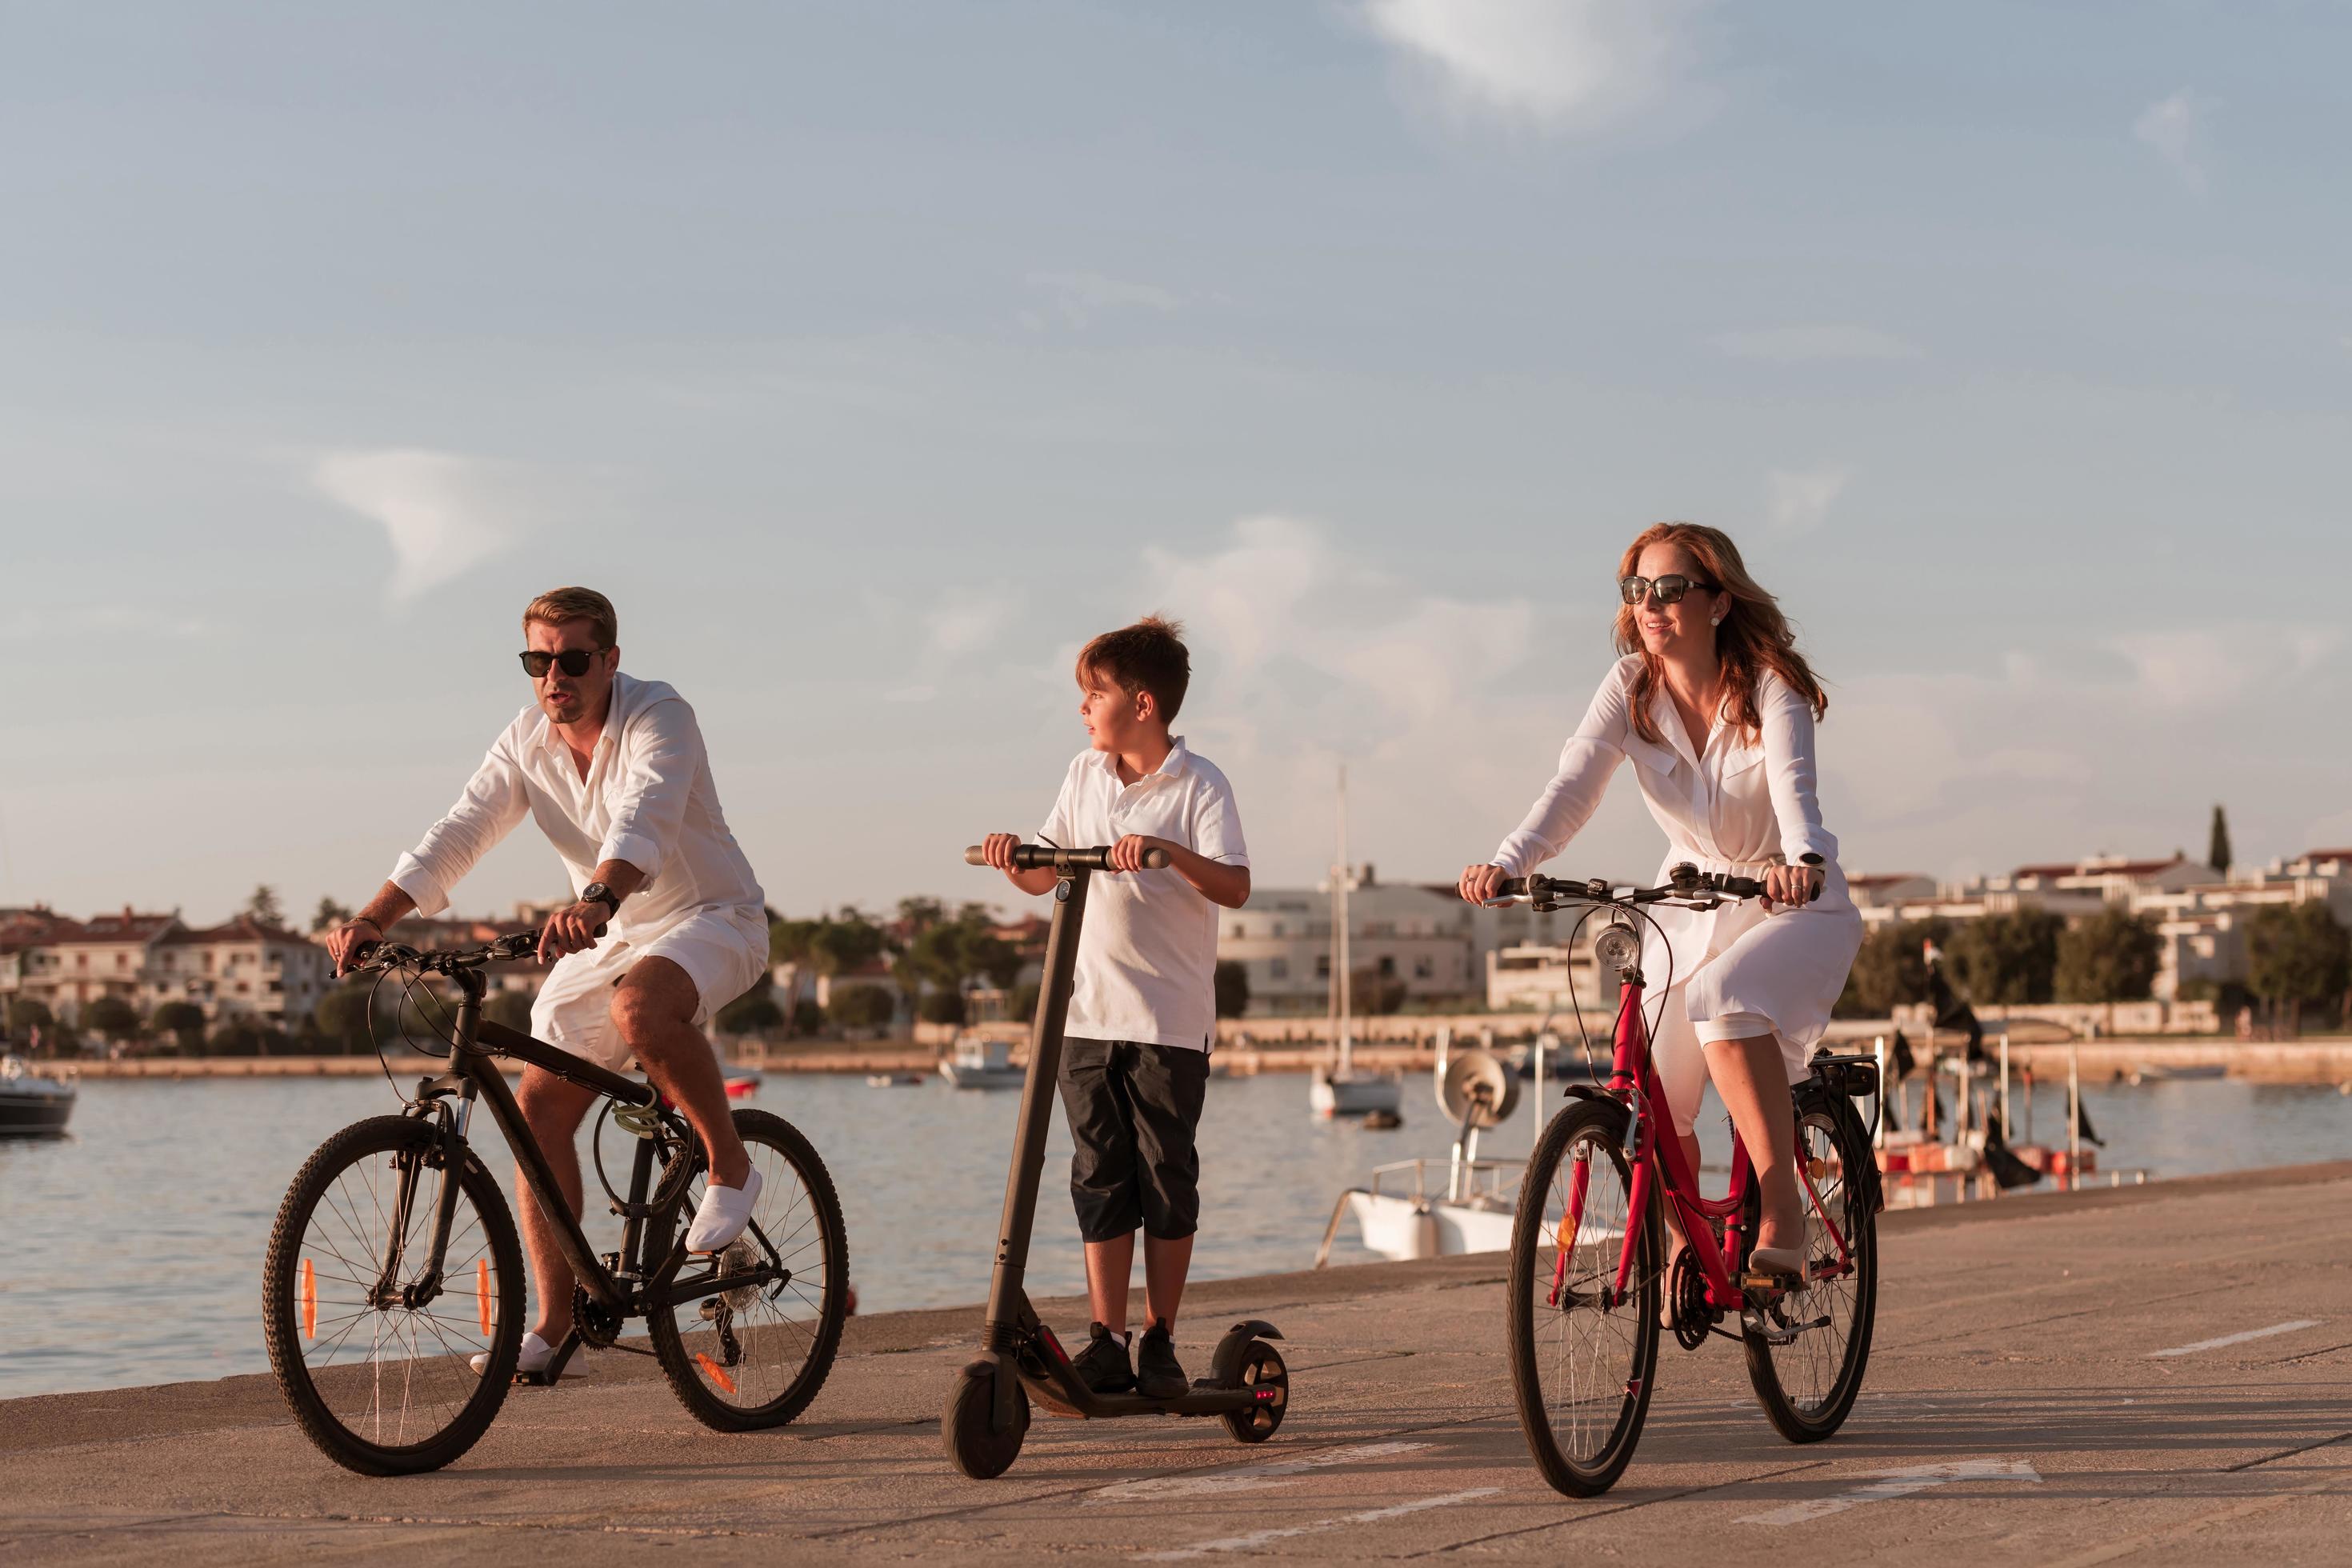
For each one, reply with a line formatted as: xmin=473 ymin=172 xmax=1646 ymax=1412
xmin=942 ymin=1359 xmax=1029 ymax=1479
xmin=1221 ymin=1341 xmax=1287 ymax=1443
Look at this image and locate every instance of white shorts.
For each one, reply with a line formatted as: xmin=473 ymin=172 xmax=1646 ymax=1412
xmin=528 ymin=905 xmax=770 ymax=1074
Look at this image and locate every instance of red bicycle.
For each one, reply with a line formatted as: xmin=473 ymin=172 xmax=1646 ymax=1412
xmin=1494 ymin=864 xmax=1882 ymax=1496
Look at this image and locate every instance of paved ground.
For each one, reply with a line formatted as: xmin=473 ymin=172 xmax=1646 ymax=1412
xmin=8 ymin=1161 xmax=2351 ymax=1565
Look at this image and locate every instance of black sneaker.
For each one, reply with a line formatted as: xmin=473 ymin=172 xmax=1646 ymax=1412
xmin=1073 ymin=1322 xmax=1134 ymax=1394
xmin=1136 ymin=1322 xmax=1186 ymax=1401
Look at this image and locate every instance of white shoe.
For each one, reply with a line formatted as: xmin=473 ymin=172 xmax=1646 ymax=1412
xmin=686 ymin=1166 xmax=764 ymax=1253
xmin=472 ymin=1330 xmax=586 ymax=1378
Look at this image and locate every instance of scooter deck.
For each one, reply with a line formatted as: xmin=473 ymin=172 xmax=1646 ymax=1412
xmin=1021 ymin=1375 xmax=1272 ymax=1419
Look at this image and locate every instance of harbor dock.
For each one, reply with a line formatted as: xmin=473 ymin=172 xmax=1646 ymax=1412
xmin=6 ymin=1158 xmax=2350 ymax=1564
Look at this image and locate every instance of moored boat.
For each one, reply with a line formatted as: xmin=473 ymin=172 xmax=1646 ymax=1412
xmin=938 ymin=1034 xmax=1025 ymax=1090
xmin=0 ymin=1055 xmax=75 ymax=1136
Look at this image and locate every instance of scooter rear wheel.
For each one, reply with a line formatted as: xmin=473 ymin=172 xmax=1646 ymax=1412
xmin=942 ymin=1359 xmax=1029 ymax=1479
xmin=1221 ymin=1341 xmax=1287 ymax=1443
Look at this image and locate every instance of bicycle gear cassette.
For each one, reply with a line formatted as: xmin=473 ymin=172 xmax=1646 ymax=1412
xmin=572 ymin=1285 xmax=626 ymax=1350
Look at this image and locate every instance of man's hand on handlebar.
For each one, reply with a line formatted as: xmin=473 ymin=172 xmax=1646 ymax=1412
xmin=1458 ymin=862 xmax=1510 ymax=906
xmin=327 ymin=918 xmax=382 ymax=977
xmin=537 ymin=901 xmax=608 ymax=966
xmin=1761 ymin=863 xmax=1824 ymax=912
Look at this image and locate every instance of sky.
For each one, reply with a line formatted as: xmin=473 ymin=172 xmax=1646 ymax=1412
xmin=3 ymin=1 xmax=2349 ymax=926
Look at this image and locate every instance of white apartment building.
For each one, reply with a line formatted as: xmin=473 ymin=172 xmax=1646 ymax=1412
xmin=0 ymin=908 xmax=332 ymax=1030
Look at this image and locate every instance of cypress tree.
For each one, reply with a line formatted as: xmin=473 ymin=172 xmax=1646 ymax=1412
xmin=2208 ymin=804 xmax=2232 ymax=877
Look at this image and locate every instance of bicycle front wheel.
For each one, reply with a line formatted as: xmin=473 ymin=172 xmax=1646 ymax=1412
xmin=646 ymin=1108 xmax=850 ymax=1431
xmin=1742 ymin=1086 xmax=1878 ymax=1442
xmin=262 ymin=1115 xmax=525 ymax=1474
xmin=1507 ymin=1098 xmax=1662 ymax=1497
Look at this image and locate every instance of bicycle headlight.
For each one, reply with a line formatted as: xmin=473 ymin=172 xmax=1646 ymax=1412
xmin=1593 ymin=922 xmax=1642 ymax=974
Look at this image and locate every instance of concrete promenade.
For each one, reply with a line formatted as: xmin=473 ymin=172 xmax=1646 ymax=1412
xmin=7 ymin=1161 xmax=2350 ymax=1565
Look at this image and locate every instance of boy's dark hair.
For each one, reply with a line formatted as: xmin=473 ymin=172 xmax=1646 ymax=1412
xmin=1076 ymin=615 xmax=1190 ymax=723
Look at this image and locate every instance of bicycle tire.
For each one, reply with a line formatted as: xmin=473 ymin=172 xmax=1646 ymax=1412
xmin=646 ymin=1108 xmax=850 ymax=1431
xmin=262 ymin=1115 xmax=524 ymax=1475
xmin=1507 ymin=1098 xmax=1663 ymax=1497
xmin=1742 ymin=1084 xmax=1878 ymax=1442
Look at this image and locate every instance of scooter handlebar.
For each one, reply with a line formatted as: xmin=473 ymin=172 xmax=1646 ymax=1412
xmin=964 ymin=843 xmax=1172 ymax=871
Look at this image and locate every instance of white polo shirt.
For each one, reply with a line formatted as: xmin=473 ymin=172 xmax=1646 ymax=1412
xmin=1038 ymin=738 xmax=1249 ymax=1052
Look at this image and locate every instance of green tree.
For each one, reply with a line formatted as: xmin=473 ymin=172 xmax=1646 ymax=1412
xmin=717 ymin=987 xmax=786 ymax=1035
xmin=83 ymin=994 xmax=142 ymax=1039
xmin=826 ymin=984 xmax=897 ymax=1030
xmin=1350 ymin=967 xmax=1408 ymax=1016
xmin=246 ymin=885 xmax=285 ymax=927
xmin=2207 ymin=805 xmax=2232 ymax=878
xmin=208 ymin=1017 xmax=288 ymax=1056
xmin=313 ymin=895 xmax=354 ymax=933
xmin=2246 ymin=902 xmax=2351 ymax=1034
xmin=483 ymin=990 xmax=536 ymax=1035
xmin=790 ymin=998 xmax=825 ymax=1034
xmin=314 ymin=981 xmax=376 ymax=1051
xmin=2054 ymin=908 xmax=2162 ymax=1007
xmin=1835 ymin=918 xmax=1954 ymax=1017
xmin=6 ymin=998 xmax=55 ymax=1048
xmin=894 ymin=905 xmax=1020 ymax=1011
xmin=916 ymin=990 xmax=967 ymax=1026
xmin=1214 ymin=959 xmax=1250 ymax=1019
xmin=1946 ymin=908 xmax=2064 ymax=1005
xmin=1008 ymin=981 xmax=1042 ymax=1023
xmin=151 ymin=1000 xmax=208 ymax=1052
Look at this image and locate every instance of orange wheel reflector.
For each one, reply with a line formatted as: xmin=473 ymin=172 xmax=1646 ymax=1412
xmin=694 ymin=1354 xmax=738 ymax=1395
xmin=477 ymin=1258 xmax=493 ymax=1336
xmin=1808 ymin=1158 xmax=1830 ymax=1180
xmin=300 ymin=1258 xmax=318 ymax=1338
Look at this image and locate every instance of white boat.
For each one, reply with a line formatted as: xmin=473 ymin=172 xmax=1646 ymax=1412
xmin=1316 ymin=1046 xmax=1537 ymax=1265
xmin=0 ymin=1055 xmax=76 ymax=1136
xmin=2125 ymin=1062 xmax=2226 ymax=1085
xmin=1308 ymin=766 xmax=1402 ymax=1121
xmin=938 ymin=1035 xmax=1026 ymax=1090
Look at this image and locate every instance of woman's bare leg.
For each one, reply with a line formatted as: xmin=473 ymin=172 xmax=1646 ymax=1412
xmin=1702 ymin=1034 xmax=1803 ymax=1261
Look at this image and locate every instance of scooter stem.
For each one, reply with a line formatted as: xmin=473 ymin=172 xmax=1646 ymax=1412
xmin=982 ymin=868 xmax=1092 ymax=1358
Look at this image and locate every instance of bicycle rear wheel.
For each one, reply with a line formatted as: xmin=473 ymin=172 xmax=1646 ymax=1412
xmin=1742 ymin=1086 xmax=1878 ymax=1442
xmin=1507 ymin=1098 xmax=1662 ymax=1497
xmin=646 ymin=1108 xmax=850 ymax=1430
xmin=262 ymin=1115 xmax=524 ymax=1474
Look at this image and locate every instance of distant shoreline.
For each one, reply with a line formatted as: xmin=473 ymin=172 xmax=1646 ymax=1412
xmin=34 ymin=1034 xmax=2352 ymax=1083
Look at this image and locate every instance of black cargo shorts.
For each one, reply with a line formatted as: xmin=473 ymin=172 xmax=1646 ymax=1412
xmin=1056 ymin=1038 xmax=1210 ymax=1243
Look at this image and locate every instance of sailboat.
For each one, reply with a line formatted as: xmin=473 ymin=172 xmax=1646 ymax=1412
xmin=1308 ymin=766 xmax=1403 ymax=1119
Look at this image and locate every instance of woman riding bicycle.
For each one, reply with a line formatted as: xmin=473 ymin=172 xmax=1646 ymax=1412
xmin=1458 ymin=522 xmax=1862 ymax=1282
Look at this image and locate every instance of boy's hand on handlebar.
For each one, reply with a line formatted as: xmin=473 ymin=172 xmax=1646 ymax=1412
xmin=981 ymin=833 xmax=1022 ymax=874
xmin=1108 ymin=834 xmax=1173 ymax=874
xmin=538 ymin=901 xmax=606 ymax=966
xmin=1761 ymin=863 xmax=1823 ymax=911
xmin=1458 ymin=862 xmax=1509 ymax=906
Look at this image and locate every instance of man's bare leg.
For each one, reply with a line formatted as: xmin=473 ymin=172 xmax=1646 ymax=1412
xmin=514 ymin=1068 xmax=598 ymax=1341
xmin=1084 ymin=1234 xmax=1134 ymax=1331
xmin=612 ymin=957 xmax=750 ymax=1187
xmin=1142 ymin=1232 xmax=1194 ymax=1330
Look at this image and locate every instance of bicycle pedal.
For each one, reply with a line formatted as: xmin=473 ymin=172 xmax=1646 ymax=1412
xmin=1737 ymin=1269 xmax=1801 ymax=1293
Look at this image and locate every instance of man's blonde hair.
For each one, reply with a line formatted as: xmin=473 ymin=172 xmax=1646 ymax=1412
xmin=522 ymin=587 xmax=618 ymax=648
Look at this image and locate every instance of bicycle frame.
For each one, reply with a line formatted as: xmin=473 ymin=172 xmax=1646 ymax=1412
xmin=1558 ymin=970 xmax=1854 ymax=1315
xmin=374 ymin=969 xmax=782 ymax=1346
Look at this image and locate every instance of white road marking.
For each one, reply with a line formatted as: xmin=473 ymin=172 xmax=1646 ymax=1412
xmin=2148 ymin=1319 xmax=2321 ymax=1358
xmin=1734 ymin=1458 xmax=2041 ymax=1526
xmin=1089 ymin=1441 xmax=1432 ymax=1503
xmin=1136 ymin=1487 xmax=1501 ymax=1560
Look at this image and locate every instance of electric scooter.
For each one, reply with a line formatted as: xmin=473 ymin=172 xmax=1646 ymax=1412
xmin=942 ymin=842 xmax=1290 ymax=1480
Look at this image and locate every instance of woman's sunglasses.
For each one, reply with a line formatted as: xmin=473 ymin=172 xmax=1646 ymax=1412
xmin=518 ymin=648 xmax=603 ymax=678
xmin=1619 ymin=574 xmax=1721 ymax=607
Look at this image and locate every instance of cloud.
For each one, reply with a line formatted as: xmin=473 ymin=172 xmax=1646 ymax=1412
xmin=1026 ymin=270 xmax=1182 ymax=330
xmin=2134 ymin=90 xmax=2214 ymax=193
xmin=2108 ymin=625 xmax=2338 ymax=709
xmin=0 ymin=605 xmax=213 ymax=641
xmin=1361 ymin=0 xmax=1709 ymax=132
xmin=310 ymin=448 xmax=537 ymax=605
xmin=1713 ymin=325 xmax=1922 ymax=362
xmin=1766 ymin=466 xmax=1851 ymax=534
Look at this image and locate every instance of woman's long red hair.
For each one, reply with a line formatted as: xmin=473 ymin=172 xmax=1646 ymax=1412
xmin=1614 ymin=522 xmax=1826 ymax=746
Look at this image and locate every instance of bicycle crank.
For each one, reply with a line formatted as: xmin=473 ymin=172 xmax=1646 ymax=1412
xmin=1742 ymin=1310 xmax=1832 ymax=1346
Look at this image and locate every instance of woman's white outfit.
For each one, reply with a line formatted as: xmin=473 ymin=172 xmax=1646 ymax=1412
xmin=1490 ymin=654 xmax=1863 ymax=1136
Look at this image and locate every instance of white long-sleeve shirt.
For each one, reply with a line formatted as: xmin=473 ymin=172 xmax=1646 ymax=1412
xmin=390 ymin=672 xmax=764 ymax=938
xmin=1490 ymin=654 xmax=1858 ymax=1042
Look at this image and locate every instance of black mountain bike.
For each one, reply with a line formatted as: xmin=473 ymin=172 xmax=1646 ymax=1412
xmin=262 ymin=930 xmax=849 ymax=1474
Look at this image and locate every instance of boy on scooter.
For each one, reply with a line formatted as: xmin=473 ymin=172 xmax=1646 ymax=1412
xmin=980 ymin=615 xmax=1251 ymax=1399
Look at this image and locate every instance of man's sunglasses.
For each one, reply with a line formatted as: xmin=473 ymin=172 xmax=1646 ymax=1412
xmin=518 ymin=648 xmax=604 ymax=678
xmin=1619 ymin=574 xmax=1722 ymax=607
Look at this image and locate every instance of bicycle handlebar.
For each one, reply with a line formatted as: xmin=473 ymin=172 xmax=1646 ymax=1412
xmin=349 ymin=924 xmax=605 ymax=975
xmin=1492 ymin=862 xmax=1781 ymax=906
xmin=964 ymin=842 xmax=1173 ymax=872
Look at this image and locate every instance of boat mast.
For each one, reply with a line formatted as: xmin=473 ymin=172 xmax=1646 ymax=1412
xmin=1335 ymin=765 xmax=1353 ymax=1077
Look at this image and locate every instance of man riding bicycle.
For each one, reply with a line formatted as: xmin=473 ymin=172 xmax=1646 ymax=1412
xmin=324 ymin=586 xmax=771 ymax=1378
